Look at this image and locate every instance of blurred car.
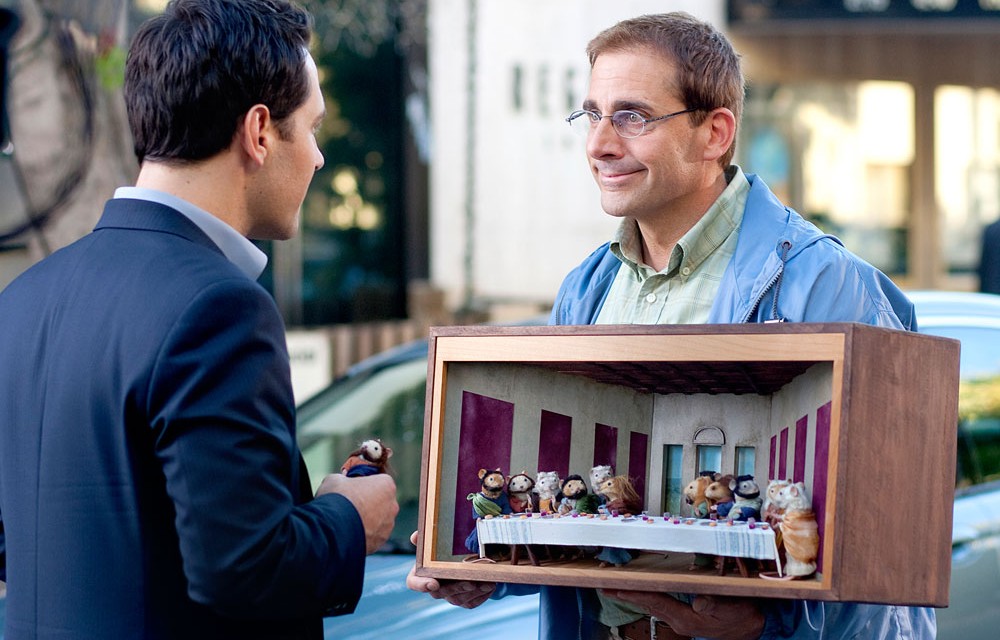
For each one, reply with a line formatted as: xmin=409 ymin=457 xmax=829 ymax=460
xmin=295 ymin=336 xmax=542 ymax=639
xmin=907 ymin=291 xmax=1000 ymax=639
xmin=296 ymin=292 xmax=1000 ymax=639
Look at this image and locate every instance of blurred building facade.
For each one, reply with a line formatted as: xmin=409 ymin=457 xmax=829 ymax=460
xmin=729 ymin=0 xmax=1000 ymax=292
xmin=5 ymin=0 xmax=1000 ymax=330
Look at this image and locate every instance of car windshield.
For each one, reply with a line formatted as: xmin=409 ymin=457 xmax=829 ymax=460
xmin=919 ymin=323 xmax=1000 ymax=491
xmin=298 ymin=351 xmax=428 ymax=551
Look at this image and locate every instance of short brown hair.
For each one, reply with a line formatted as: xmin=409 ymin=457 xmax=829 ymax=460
xmin=587 ymin=12 xmax=744 ymax=167
xmin=125 ymin=0 xmax=312 ymax=164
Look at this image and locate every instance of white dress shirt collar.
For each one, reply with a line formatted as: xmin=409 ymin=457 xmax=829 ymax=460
xmin=113 ymin=186 xmax=268 ymax=280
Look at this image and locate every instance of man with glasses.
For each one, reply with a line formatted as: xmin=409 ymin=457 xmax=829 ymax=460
xmin=409 ymin=11 xmax=929 ymax=640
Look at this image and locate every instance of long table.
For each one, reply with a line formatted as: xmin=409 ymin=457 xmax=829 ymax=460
xmin=476 ymin=514 xmax=782 ymax=574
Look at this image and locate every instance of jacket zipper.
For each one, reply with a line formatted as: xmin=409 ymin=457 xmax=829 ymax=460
xmin=742 ymin=241 xmax=792 ymax=323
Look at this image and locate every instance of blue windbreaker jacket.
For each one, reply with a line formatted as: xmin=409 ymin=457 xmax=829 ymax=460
xmin=497 ymin=174 xmax=933 ymax=639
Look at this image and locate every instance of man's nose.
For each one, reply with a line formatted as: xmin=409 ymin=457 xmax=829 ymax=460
xmin=587 ymin=117 xmax=623 ymax=158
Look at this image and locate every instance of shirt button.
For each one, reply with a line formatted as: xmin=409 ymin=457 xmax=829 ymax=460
xmin=645 ymin=293 xmax=657 ymax=303
xmin=681 ymin=266 xmax=691 ymax=276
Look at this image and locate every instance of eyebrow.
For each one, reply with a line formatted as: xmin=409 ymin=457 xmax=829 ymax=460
xmin=581 ymin=99 xmax=656 ymax=114
xmin=312 ymin=109 xmax=326 ymax=129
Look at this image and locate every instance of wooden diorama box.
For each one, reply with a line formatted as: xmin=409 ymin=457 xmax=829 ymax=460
xmin=414 ymin=323 xmax=961 ymax=606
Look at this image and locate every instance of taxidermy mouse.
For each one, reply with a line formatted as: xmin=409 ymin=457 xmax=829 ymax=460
xmin=589 ymin=464 xmax=613 ymax=501
xmin=464 ymin=468 xmax=511 ymax=554
xmin=340 ymin=438 xmax=393 ymax=477
xmin=728 ymin=474 xmax=763 ymax=521
xmin=534 ymin=471 xmax=560 ymax=514
xmin=706 ymin=478 xmax=735 ymax=519
xmin=684 ymin=470 xmax=716 ymax=518
xmin=595 ymin=476 xmax=643 ymax=567
xmin=762 ymin=479 xmax=790 ymax=529
xmin=506 ymin=471 xmax=536 ymax=513
xmin=776 ymin=481 xmax=819 ymax=577
xmin=558 ymin=474 xmax=591 ymax=515
xmin=599 ymin=475 xmax=643 ymax=516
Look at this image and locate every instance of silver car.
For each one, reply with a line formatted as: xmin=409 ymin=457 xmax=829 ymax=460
xmin=908 ymin=291 xmax=1000 ymax=639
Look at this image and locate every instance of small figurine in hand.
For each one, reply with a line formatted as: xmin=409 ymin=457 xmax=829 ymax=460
xmin=776 ymin=481 xmax=819 ymax=577
xmin=464 ymin=468 xmax=511 ymax=554
xmin=534 ymin=471 xmax=560 ymax=514
xmin=728 ymin=474 xmax=763 ymax=522
xmin=340 ymin=438 xmax=393 ymax=477
xmin=506 ymin=471 xmax=536 ymax=513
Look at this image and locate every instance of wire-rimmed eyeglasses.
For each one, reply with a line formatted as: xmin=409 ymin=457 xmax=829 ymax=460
xmin=565 ymin=107 xmax=698 ymax=139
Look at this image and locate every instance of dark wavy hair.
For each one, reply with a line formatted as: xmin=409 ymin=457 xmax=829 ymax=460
xmin=124 ymin=0 xmax=312 ymax=164
xmin=587 ymin=12 xmax=745 ymax=168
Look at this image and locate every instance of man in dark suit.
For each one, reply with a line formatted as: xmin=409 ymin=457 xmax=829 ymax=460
xmin=979 ymin=218 xmax=1000 ymax=294
xmin=0 ymin=1 xmax=398 ymax=638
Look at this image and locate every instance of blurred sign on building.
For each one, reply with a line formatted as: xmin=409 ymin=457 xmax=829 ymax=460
xmin=730 ymin=0 xmax=1000 ymax=23
xmin=287 ymin=331 xmax=333 ymax=405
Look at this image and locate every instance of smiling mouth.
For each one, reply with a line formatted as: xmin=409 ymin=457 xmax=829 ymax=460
xmin=597 ymin=167 xmax=642 ymax=186
xmin=595 ymin=162 xmax=642 ymax=176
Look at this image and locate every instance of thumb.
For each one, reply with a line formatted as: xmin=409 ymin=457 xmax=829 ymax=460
xmin=691 ymin=594 xmax=719 ymax=615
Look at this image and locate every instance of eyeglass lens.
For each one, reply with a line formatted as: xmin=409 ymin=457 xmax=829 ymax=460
xmin=566 ymin=110 xmax=649 ymax=138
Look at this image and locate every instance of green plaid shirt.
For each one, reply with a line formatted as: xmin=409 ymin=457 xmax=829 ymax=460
xmin=595 ymin=166 xmax=750 ymax=629
xmin=596 ymin=166 xmax=750 ymax=326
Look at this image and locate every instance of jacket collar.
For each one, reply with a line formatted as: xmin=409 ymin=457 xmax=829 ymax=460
xmin=94 ymin=198 xmax=225 ymax=257
xmin=733 ymin=173 xmax=838 ymax=275
xmin=715 ymin=173 xmax=837 ymax=321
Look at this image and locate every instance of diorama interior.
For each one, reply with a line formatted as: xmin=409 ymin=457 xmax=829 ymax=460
xmin=429 ymin=348 xmax=835 ymax=587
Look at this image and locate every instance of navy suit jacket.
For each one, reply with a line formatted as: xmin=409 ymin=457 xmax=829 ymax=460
xmin=0 ymin=199 xmax=365 ymax=639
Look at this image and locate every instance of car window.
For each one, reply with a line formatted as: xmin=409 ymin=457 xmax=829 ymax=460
xmin=919 ymin=325 xmax=1000 ymax=491
xmin=299 ymin=356 xmax=428 ymax=551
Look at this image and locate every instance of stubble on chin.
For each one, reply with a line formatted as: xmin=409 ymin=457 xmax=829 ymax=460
xmin=599 ymin=190 xmax=632 ymax=219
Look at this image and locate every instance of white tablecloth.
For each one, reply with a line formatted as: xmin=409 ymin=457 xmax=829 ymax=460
xmin=477 ymin=515 xmax=781 ymax=567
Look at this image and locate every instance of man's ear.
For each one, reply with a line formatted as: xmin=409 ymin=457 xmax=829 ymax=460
xmin=701 ymin=107 xmax=737 ymax=164
xmin=239 ymin=104 xmax=273 ymax=167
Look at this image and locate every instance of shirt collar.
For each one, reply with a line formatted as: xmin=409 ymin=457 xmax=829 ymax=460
xmin=609 ymin=165 xmax=749 ymax=277
xmin=113 ymin=186 xmax=268 ymax=280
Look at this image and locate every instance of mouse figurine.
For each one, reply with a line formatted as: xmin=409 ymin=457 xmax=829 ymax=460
xmin=776 ymin=482 xmax=819 ymax=578
xmin=534 ymin=471 xmax=561 ymax=514
xmin=595 ymin=476 xmax=643 ymax=567
xmin=464 ymin=468 xmax=511 ymax=554
xmin=340 ymin=438 xmax=393 ymax=477
xmin=684 ymin=470 xmax=716 ymax=518
xmin=506 ymin=471 xmax=536 ymax=513
xmin=558 ymin=474 xmax=591 ymax=515
xmin=728 ymin=474 xmax=763 ymax=522
xmin=762 ymin=479 xmax=790 ymax=529
xmin=706 ymin=478 xmax=735 ymax=520
xmin=589 ymin=464 xmax=614 ymax=503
